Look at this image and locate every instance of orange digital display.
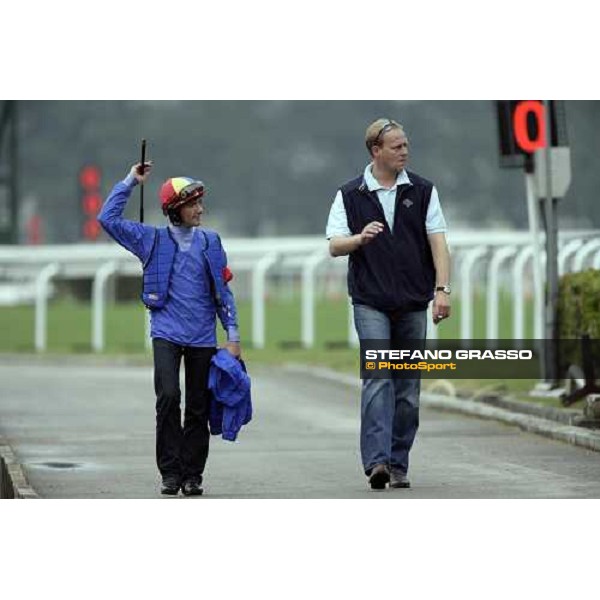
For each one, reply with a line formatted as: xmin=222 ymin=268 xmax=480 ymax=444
xmin=513 ymin=100 xmax=547 ymax=153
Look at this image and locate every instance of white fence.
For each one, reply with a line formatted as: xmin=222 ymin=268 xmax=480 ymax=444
xmin=1 ymin=229 xmax=599 ymax=352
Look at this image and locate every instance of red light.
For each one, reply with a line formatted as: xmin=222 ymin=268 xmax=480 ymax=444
xmin=513 ymin=101 xmax=547 ymax=153
xmin=84 ymin=219 xmax=101 ymax=240
xmin=80 ymin=165 xmax=101 ymax=190
xmin=83 ymin=193 xmax=102 ymax=215
xmin=27 ymin=214 xmax=42 ymax=245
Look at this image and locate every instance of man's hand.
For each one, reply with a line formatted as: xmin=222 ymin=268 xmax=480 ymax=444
xmin=329 ymin=222 xmax=386 ymax=257
xmin=129 ymin=161 xmax=153 ymax=184
xmin=432 ymin=291 xmax=451 ymax=325
xmin=360 ymin=221 xmax=385 ymax=246
xmin=224 ymin=341 xmax=241 ymax=358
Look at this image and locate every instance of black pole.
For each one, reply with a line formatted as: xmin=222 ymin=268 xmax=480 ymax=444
xmin=544 ymin=196 xmax=560 ymax=385
xmin=543 ymin=101 xmax=559 ymax=386
xmin=140 ymin=139 xmax=146 ymax=223
xmin=537 ymin=197 xmax=548 ymax=383
xmin=0 ymin=101 xmax=19 ymax=244
xmin=9 ymin=102 xmax=18 ymax=244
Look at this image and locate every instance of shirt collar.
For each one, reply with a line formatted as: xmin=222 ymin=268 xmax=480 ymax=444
xmin=169 ymin=224 xmax=196 ymax=236
xmin=363 ymin=163 xmax=411 ymax=192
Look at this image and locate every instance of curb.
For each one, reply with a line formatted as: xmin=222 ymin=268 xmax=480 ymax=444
xmin=466 ymin=388 xmax=584 ymax=426
xmin=284 ymin=364 xmax=600 ymax=453
xmin=0 ymin=436 xmax=39 ymax=499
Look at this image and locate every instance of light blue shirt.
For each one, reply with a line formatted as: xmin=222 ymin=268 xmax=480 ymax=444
xmin=169 ymin=224 xmax=195 ymax=252
xmin=326 ymin=164 xmax=447 ymax=238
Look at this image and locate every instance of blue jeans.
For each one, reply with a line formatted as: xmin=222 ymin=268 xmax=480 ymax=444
xmin=353 ymin=304 xmax=427 ymax=476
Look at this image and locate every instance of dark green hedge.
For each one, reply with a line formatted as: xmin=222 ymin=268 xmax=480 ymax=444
xmin=557 ymin=269 xmax=600 ymax=373
xmin=558 ymin=269 xmax=600 ymax=338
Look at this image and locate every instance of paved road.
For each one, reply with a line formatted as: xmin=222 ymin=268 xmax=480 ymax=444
xmin=1 ymin=362 xmax=600 ymax=498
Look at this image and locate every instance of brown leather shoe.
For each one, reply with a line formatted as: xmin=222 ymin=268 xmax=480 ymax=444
xmin=368 ymin=464 xmax=390 ymax=490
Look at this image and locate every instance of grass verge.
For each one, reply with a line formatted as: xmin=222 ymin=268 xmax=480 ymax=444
xmin=1 ymin=295 xmax=567 ymax=408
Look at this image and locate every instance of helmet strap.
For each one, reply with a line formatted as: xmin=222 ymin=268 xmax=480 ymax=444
xmin=166 ymin=207 xmax=183 ymax=226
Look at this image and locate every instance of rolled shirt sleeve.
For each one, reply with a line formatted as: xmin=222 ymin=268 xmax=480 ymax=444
xmin=425 ymin=186 xmax=447 ymax=234
xmin=326 ymin=190 xmax=351 ymax=239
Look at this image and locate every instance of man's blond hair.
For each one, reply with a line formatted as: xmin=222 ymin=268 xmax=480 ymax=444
xmin=365 ymin=118 xmax=405 ymax=156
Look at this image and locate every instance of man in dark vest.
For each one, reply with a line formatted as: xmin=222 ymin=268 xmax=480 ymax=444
xmin=326 ymin=118 xmax=451 ymax=490
xmin=98 ymin=161 xmax=241 ymax=497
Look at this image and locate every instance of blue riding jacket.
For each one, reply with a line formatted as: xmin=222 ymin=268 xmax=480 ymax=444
xmin=98 ymin=178 xmax=239 ymax=346
xmin=208 ymin=349 xmax=252 ymax=441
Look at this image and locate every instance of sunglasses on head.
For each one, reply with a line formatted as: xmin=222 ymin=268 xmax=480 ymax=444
xmin=373 ymin=120 xmax=397 ymax=146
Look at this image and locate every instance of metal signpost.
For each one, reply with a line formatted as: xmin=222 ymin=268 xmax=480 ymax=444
xmin=496 ymin=100 xmax=571 ymax=390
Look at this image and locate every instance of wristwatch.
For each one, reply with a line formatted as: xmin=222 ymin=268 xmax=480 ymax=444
xmin=435 ymin=285 xmax=451 ymax=295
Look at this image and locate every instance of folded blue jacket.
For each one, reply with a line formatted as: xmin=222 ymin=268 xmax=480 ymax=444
xmin=208 ymin=349 xmax=252 ymax=441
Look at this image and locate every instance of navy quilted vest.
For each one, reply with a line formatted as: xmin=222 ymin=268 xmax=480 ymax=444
xmin=340 ymin=170 xmax=436 ymax=312
xmin=142 ymin=227 xmax=228 ymax=310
